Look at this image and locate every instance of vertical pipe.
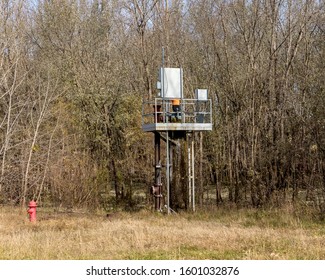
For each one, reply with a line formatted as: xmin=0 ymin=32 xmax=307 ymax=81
xmin=166 ymin=131 xmax=170 ymax=214
xmin=180 ymin=68 xmax=184 ymax=123
xmin=161 ymin=47 xmax=166 ymax=123
xmin=162 ymin=47 xmax=165 ymax=68
xmin=192 ymin=136 xmax=195 ymax=212
xmin=199 ymin=131 xmax=203 ymax=206
xmin=154 ymin=132 xmax=162 ymax=211
xmin=162 ymin=47 xmax=165 ymax=100
xmin=188 ymin=133 xmax=191 ymax=208
xmin=169 ymin=136 xmax=173 ymax=211
xmin=154 ymin=98 xmax=157 ymax=123
xmin=210 ymin=98 xmax=213 ymax=124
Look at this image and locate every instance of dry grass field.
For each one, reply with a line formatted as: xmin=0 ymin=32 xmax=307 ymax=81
xmin=0 ymin=205 xmax=324 ymax=260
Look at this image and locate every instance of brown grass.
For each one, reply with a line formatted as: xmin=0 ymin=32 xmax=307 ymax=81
xmin=0 ymin=206 xmax=324 ymax=260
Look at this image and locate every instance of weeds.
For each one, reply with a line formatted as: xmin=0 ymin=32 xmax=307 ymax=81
xmin=0 ymin=206 xmax=324 ymax=260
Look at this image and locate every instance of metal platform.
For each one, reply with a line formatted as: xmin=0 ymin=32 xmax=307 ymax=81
xmin=142 ymin=98 xmax=213 ymax=133
xmin=142 ymin=122 xmax=212 ymax=132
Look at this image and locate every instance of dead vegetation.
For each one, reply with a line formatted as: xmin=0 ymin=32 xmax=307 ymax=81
xmin=0 ymin=206 xmax=324 ymax=260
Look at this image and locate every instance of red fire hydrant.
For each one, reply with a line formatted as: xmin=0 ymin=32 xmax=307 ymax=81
xmin=27 ymin=200 xmax=37 ymax=222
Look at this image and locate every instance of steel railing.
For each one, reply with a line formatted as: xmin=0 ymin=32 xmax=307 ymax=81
xmin=142 ymin=98 xmax=212 ymax=126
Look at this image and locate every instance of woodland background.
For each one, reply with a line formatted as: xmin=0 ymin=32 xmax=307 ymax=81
xmin=0 ymin=0 xmax=324 ymax=214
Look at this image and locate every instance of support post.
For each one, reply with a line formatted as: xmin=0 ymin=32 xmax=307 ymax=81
xmin=154 ymin=132 xmax=162 ymax=211
xmin=191 ymin=135 xmax=195 ymax=212
xmin=187 ymin=133 xmax=195 ymax=211
xmin=166 ymin=131 xmax=170 ymax=214
xmin=169 ymin=134 xmax=173 ymax=212
xmin=188 ymin=134 xmax=191 ymax=208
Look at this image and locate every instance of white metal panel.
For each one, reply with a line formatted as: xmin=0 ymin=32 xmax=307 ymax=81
xmin=160 ymin=68 xmax=182 ymax=99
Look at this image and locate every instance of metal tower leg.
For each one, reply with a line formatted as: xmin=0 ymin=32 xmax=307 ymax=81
xmin=168 ymin=132 xmax=173 ymax=213
xmin=188 ymin=133 xmax=195 ymax=211
xmin=191 ymin=135 xmax=195 ymax=211
xmin=153 ymin=132 xmax=162 ymax=211
xmin=166 ymin=131 xmax=171 ymax=214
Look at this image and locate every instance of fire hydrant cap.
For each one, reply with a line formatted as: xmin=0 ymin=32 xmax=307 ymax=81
xmin=28 ymin=201 xmax=37 ymax=207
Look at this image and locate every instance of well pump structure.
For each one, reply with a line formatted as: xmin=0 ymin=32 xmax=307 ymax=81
xmin=142 ymin=64 xmax=212 ymax=213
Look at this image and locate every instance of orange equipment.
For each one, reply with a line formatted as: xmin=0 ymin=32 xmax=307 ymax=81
xmin=172 ymin=99 xmax=180 ymax=106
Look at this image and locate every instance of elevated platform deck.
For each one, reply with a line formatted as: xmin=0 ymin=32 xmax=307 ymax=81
xmin=142 ymin=122 xmax=212 ymax=132
xmin=142 ymin=98 xmax=213 ymax=132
